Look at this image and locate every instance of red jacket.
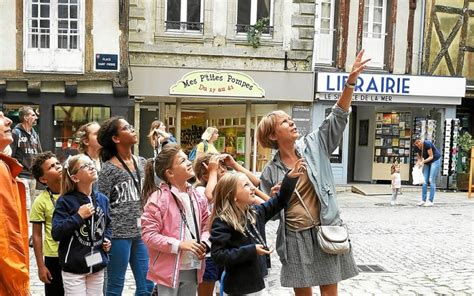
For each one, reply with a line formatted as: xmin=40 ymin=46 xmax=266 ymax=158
xmin=141 ymin=183 xmax=210 ymax=288
xmin=0 ymin=153 xmax=29 ymax=295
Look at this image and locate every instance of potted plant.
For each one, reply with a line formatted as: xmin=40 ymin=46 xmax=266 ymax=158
xmin=247 ymin=18 xmax=269 ymax=48
xmin=456 ymin=131 xmax=474 ymax=191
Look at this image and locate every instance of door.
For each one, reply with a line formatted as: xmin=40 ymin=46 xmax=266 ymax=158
xmin=139 ymin=107 xmax=160 ymax=159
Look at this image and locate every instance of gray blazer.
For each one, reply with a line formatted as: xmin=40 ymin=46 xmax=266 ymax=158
xmin=259 ymin=103 xmax=350 ymax=263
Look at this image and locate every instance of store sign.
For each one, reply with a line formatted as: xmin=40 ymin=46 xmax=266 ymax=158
xmin=170 ymin=71 xmax=265 ymax=98
xmin=317 ymin=72 xmax=466 ymax=101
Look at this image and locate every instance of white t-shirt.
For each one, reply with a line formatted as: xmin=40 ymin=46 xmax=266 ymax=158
xmin=392 ymin=173 xmax=401 ymax=189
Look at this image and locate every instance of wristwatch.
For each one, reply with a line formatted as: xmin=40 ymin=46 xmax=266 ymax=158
xmin=345 ymin=81 xmax=356 ymax=89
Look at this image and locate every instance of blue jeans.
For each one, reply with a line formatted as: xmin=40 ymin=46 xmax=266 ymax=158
xmin=422 ymin=158 xmax=441 ymax=202
xmin=106 ymin=238 xmax=154 ymax=296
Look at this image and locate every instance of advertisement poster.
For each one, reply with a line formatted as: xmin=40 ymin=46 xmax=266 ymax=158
xmin=237 ymin=137 xmax=245 ymax=154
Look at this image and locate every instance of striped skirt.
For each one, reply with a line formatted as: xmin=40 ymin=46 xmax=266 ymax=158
xmin=281 ymin=227 xmax=359 ymax=287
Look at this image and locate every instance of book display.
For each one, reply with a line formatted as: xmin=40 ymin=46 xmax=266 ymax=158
xmin=372 ymin=112 xmax=412 ymax=181
xmin=373 ymin=112 xmax=412 ymax=164
xmin=442 ymin=118 xmax=460 ymax=189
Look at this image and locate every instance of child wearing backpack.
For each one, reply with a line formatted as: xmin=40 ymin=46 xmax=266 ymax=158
xmin=210 ymin=159 xmax=304 ymax=295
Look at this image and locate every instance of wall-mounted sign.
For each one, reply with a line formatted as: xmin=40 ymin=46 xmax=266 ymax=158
xmin=292 ymin=105 xmax=312 ymax=138
xmin=170 ymin=71 xmax=265 ymax=98
xmin=317 ymin=72 xmax=466 ymax=97
xmin=95 ymin=54 xmax=118 ymax=71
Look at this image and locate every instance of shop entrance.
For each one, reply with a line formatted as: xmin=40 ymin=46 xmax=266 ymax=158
xmin=163 ymin=102 xmax=276 ymax=173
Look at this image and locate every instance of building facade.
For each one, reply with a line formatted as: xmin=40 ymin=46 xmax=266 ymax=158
xmin=312 ymin=0 xmax=467 ymax=185
xmin=128 ymin=0 xmax=315 ymax=171
xmin=0 ymin=0 xmax=133 ymax=160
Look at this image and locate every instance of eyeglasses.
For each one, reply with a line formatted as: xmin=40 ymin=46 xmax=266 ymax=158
xmin=79 ymin=162 xmax=96 ymax=170
xmin=121 ymin=124 xmax=134 ymax=132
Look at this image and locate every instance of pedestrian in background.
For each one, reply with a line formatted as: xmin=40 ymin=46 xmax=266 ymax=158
xmin=77 ymin=122 xmax=102 ymax=193
xmin=141 ymin=144 xmax=210 ymax=295
xmin=11 ymin=106 xmax=43 ymax=210
xmin=210 ymin=160 xmax=303 ymax=295
xmin=30 ymin=152 xmax=64 ymax=295
xmin=0 ymin=111 xmax=30 ymax=295
xmin=147 ymin=120 xmax=176 ymax=157
xmin=413 ymin=138 xmax=441 ymax=207
xmin=257 ymin=50 xmax=369 ymax=296
xmin=52 ymin=154 xmax=111 ymax=295
xmin=192 ymin=127 xmax=219 ymax=161
xmin=390 ymin=163 xmax=401 ymax=206
xmin=97 ymin=117 xmax=154 ymax=295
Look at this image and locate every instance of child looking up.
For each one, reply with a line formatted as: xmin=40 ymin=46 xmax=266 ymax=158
xmin=30 ymin=152 xmax=64 ymax=295
xmin=210 ymin=159 xmax=304 ymax=295
xmin=141 ymin=144 xmax=210 ymax=295
xmin=52 ymin=155 xmax=111 ymax=295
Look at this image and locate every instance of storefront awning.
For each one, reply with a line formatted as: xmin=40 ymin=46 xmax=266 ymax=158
xmin=129 ymin=66 xmax=314 ymax=102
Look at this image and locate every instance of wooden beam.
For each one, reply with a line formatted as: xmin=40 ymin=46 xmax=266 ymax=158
xmin=386 ymin=0 xmax=398 ymax=72
xmin=456 ymin=0 xmax=470 ymax=76
xmin=337 ymin=0 xmax=350 ymax=69
xmin=422 ymin=0 xmax=435 ymax=74
xmin=405 ymin=0 xmax=417 ymax=74
xmin=16 ymin=0 xmax=23 ymax=71
xmin=356 ymin=0 xmax=365 ymax=54
xmin=119 ymin=0 xmax=130 ymax=88
xmin=85 ymin=0 xmax=94 ymax=72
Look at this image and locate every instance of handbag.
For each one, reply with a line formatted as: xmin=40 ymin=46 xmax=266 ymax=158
xmin=294 ymin=189 xmax=350 ymax=255
xmin=412 ymin=165 xmax=425 ymax=185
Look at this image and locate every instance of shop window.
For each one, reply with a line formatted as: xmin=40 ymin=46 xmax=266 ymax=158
xmin=53 ymin=106 xmax=110 ymax=161
xmin=236 ymin=0 xmax=274 ymax=35
xmin=314 ymin=0 xmax=336 ymax=66
xmin=165 ymin=0 xmax=203 ymax=32
xmin=24 ymin=0 xmax=84 ymax=73
xmin=362 ymin=0 xmax=387 ymax=68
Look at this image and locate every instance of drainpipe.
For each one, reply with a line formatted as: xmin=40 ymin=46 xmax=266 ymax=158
xmin=417 ymin=0 xmax=426 ymax=75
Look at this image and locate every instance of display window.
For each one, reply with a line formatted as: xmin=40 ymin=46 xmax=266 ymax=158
xmin=53 ymin=105 xmax=110 ymax=161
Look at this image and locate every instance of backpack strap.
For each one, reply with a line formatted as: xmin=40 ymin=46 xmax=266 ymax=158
xmin=203 ymin=140 xmax=208 ymax=152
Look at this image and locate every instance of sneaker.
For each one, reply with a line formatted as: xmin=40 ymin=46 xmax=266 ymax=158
xmin=423 ymin=201 xmax=434 ymax=207
xmin=390 ymin=201 xmax=396 ymax=206
xmin=417 ymin=201 xmax=425 ymax=206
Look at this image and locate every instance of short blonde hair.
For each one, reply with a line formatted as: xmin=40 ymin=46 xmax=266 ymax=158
xmin=201 ymin=127 xmax=218 ymax=141
xmin=256 ymin=110 xmax=288 ymax=149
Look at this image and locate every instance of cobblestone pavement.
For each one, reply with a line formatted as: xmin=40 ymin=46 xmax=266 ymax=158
xmin=30 ymin=190 xmax=474 ymax=295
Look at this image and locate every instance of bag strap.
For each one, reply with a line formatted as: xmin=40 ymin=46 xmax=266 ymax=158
xmin=294 ymin=189 xmax=319 ymax=228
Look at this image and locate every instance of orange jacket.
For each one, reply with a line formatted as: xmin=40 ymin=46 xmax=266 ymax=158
xmin=0 ymin=153 xmax=29 ymax=296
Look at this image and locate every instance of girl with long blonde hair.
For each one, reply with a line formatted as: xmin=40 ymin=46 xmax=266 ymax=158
xmin=210 ymin=160 xmax=304 ymax=295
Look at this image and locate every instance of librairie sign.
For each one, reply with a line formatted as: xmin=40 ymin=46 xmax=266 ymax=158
xmin=317 ymin=72 xmax=466 ymax=104
xmin=170 ymin=71 xmax=265 ymax=98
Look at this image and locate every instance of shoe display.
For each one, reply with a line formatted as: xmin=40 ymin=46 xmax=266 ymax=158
xmin=417 ymin=201 xmax=425 ymax=206
xmin=423 ymin=201 xmax=434 ymax=207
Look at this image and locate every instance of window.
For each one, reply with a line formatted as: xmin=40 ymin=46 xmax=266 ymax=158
xmin=313 ymin=0 xmax=336 ymax=66
xmin=53 ymin=105 xmax=110 ymax=162
xmin=24 ymin=0 xmax=84 ymax=73
xmin=236 ymin=0 xmax=273 ymax=35
xmin=165 ymin=0 xmax=203 ymax=32
xmin=362 ymin=0 xmax=387 ymax=68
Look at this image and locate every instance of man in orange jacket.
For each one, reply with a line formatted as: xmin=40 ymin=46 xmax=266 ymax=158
xmin=0 ymin=110 xmax=29 ymax=295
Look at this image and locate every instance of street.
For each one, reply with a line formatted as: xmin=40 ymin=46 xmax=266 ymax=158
xmin=30 ymin=189 xmax=474 ymax=295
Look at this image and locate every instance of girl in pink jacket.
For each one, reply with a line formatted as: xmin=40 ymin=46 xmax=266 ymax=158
xmin=141 ymin=144 xmax=210 ymax=294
